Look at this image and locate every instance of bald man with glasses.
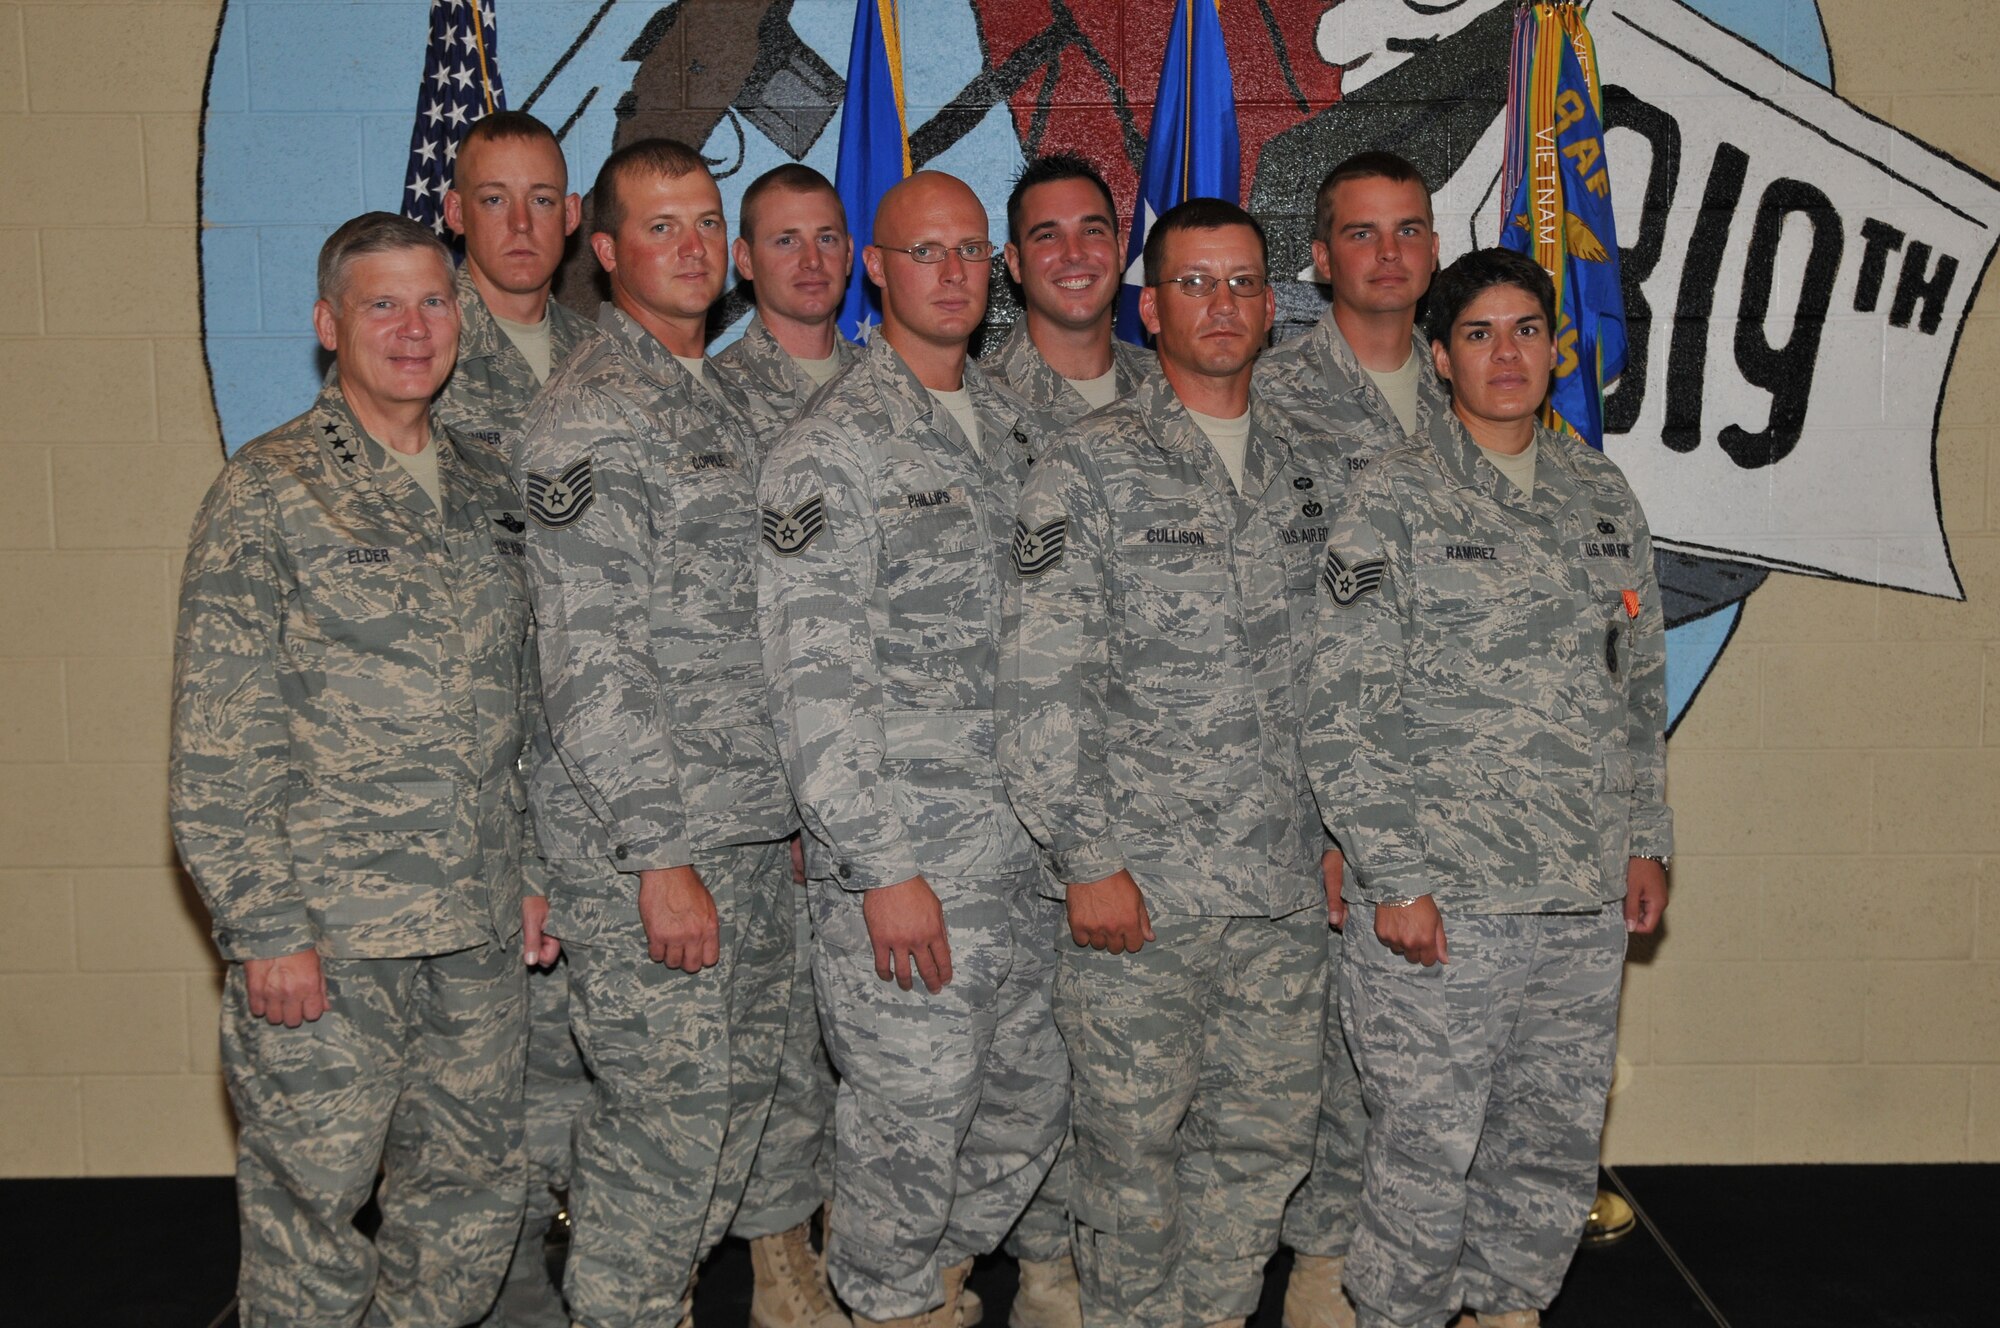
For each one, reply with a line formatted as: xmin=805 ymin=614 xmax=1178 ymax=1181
xmin=756 ymin=171 xmax=1066 ymax=1328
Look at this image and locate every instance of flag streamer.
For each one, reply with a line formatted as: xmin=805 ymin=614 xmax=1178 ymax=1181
xmin=1499 ymin=1 xmax=1625 ymax=449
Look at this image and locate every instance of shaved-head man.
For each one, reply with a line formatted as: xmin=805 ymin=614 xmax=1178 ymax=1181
xmin=756 ymin=171 xmax=1067 ymax=1328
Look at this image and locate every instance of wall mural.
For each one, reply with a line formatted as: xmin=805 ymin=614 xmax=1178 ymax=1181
xmin=200 ymin=0 xmax=1998 ymax=730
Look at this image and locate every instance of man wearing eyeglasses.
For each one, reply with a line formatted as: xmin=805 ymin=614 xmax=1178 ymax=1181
xmin=756 ymin=171 xmax=1066 ymax=1328
xmin=998 ymin=199 xmax=1330 ymax=1328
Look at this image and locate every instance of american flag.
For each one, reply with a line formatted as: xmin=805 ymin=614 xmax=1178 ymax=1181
xmin=402 ymin=0 xmax=507 ymax=237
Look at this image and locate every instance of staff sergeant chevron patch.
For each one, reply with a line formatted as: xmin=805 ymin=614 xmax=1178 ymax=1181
xmin=762 ymin=494 xmax=827 ymax=556
xmin=1012 ymin=516 xmax=1068 ymax=577
xmin=526 ymin=458 xmax=595 ymax=528
xmin=1323 ymin=547 xmax=1386 ymax=606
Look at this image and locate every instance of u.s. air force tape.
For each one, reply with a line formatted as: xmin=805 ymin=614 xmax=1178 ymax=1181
xmin=525 ymin=457 xmax=595 ymax=528
xmin=761 ymin=494 xmax=827 ymax=556
xmin=1323 ymin=547 xmax=1385 ymax=605
xmin=1012 ymin=516 xmax=1067 ymax=577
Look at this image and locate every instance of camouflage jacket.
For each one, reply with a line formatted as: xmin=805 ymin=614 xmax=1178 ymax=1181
xmin=998 ymin=372 xmax=1328 ymax=917
xmin=981 ymin=318 xmax=1155 ymax=428
xmin=515 ymin=304 xmax=798 ymax=886
xmin=756 ymin=330 xmax=1045 ymax=889
xmin=1255 ymin=307 xmax=1446 ymax=479
xmin=170 ymin=383 xmax=538 ymax=962
xmin=1303 ymin=410 xmax=1674 ymax=913
xmin=712 ymin=310 xmax=862 ymax=436
xmin=434 ymin=264 xmax=600 ymax=461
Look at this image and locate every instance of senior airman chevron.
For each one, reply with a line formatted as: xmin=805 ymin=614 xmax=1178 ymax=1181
xmin=1323 ymin=547 xmax=1385 ymax=606
xmin=761 ymin=494 xmax=827 ymax=556
xmin=1012 ymin=516 xmax=1068 ymax=577
xmin=525 ymin=457 xmax=595 ymax=528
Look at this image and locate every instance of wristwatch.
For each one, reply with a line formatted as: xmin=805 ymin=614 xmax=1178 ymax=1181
xmin=1377 ymin=895 xmax=1427 ymax=909
xmin=1635 ymin=854 xmax=1671 ymax=871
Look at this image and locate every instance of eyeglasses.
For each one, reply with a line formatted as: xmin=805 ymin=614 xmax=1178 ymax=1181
xmin=1153 ymin=272 xmax=1269 ymax=299
xmin=878 ymin=240 xmax=1000 ymax=265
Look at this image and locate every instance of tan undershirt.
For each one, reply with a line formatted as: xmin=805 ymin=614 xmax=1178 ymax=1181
xmin=1186 ymin=406 xmax=1251 ymax=493
xmin=929 ymin=386 xmax=982 ymax=451
xmin=673 ymin=353 xmax=716 ymax=398
xmin=381 ymin=436 xmax=442 ymax=514
xmin=1363 ymin=349 xmax=1421 ymax=437
xmin=1066 ymin=367 xmax=1119 ymax=411
xmin=1477 ymin=435 xmax=1539 ymax=496
xmin=492 ymin=311 xmax=553 ymax=384
xmin=793 ymin=352 xmax=842 ymax=387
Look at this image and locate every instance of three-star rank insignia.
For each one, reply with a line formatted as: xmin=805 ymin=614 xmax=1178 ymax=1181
xmin=1323 ymin=547 xmax=1386 ymax=606
xmin=1012 ymin=517 xmax=1068 ymax=577
xmin=526 ymin=458 xmax=595 ymax=528
xmin=762 ymin=494 xmax=826 ymax=556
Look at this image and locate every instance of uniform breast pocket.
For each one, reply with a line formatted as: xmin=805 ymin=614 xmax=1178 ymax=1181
xmin=879 ymin=502 xmax=989 ymax=654
xmin=1121 ymin=540 xmax=1229 ymax=672
xmin=296 ymin=544 xmax=428 ymax=647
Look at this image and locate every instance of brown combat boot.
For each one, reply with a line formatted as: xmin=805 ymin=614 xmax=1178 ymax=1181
xmin=1478 ymin=1312 xmax=1541 ymax=1327
xmin=1282 ymin=1254 xmax=1357 ymax=1328
xmin=751 ymin=1219 xmax=853 ymax=1328
xmin=1008 ymin=1254 xmax=1082 ymax=1328
xmin=855 ymin=1261 xmax=973 ymax=1328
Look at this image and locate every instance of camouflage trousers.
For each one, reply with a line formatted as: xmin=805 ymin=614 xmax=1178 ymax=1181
xmin=731 ymin=877 xmax=838 ymax=1240
xmin=1282 ymin=920 xmax=1368 ymax=1258
xmin=559 ymin=837 xmax=794 ymax=1328
xmin=222 ymin=942 xmax=527 ymax=1328
xmin=484 ymin=954 xmax=593 ymax=1328
xmin=1002 ymin=873 xmax=1075 ymax=1265
xmin=1342 ymin=905 xmax=1624 ymax=1328
xmin=812 ymin=869 xmax=1068 ymax=1319
xmin=1004 ymin=1134 xmax=1073 ymax=1263
xmin=1056 ymin=908 xmax=1325 ymax=1328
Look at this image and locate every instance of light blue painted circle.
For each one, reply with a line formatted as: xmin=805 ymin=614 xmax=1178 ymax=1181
xmin=199 ymin=0 xmax=1832 ymax=728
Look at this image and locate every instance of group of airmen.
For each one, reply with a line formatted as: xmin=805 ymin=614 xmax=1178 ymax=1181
xmin=169 ymin=107 xmax=1671 ymax=1328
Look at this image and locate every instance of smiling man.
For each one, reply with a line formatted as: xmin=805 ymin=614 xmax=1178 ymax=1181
xmin=1303 ymin=248 xmax=1672 ymax=1328
xmin=999 ymin=199 xmax=1329 ymax=1328
xmin=986 ymin=153 xmax=1153 ymax=428
xmin=514 ymin=138 xmax=799 ymax=1328
xmin=171 ymin=212 xmax=539 ymax=1327
xmin=757 ymin=171 xmax=1065 ymax=1328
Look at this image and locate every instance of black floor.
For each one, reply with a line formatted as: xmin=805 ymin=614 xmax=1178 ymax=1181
xmin=5 ymin=1166 xmax=1993 ymax=1327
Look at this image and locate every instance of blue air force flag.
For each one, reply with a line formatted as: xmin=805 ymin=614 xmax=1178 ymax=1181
xmin=1116 ymin=0 xmax=1241 ymax=344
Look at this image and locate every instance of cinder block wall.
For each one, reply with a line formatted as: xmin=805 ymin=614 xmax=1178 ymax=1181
xmin=0 ymin=0 xmax=1994 ymax=1176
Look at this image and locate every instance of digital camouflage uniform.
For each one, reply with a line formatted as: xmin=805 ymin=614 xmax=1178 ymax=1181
xmin=171 ymin=382 xmax=538 ymax=1328
xmin=997 ymin=373 xmax=1332 ymax=1328
xmin=1303 ymin=409 xmax=1672 ymax=1328
xmin=437 ymin=265 xmax=603 ymax=1328
xmin=516 ymin=305 xmax=799 ymax=1328
xmin=979 ymin=315 xmax=1153 ymax=1269
xmin=711 ymin=312 xmax=862 ymax=1244
xmin=982 ymin=319 xmax=1154 ymax=429
xmin=756 ymin=331 xmax=1068 ymax=1320
xmin=435 ymin=263 xmax=600 ymax=458
xmin=1255 ymin=311 xmax=1449 ymax=1269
